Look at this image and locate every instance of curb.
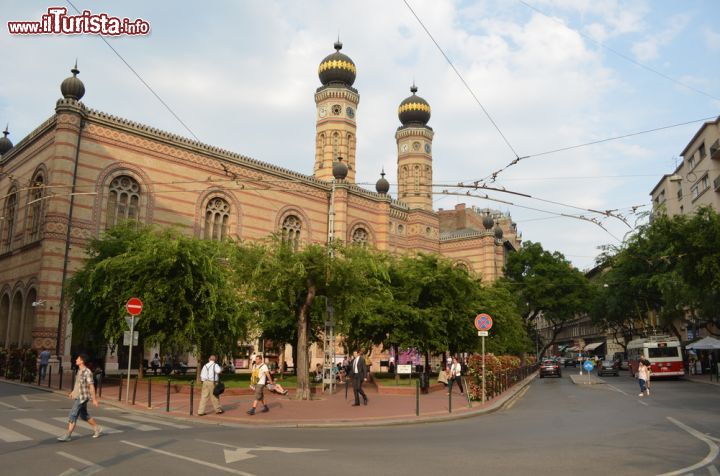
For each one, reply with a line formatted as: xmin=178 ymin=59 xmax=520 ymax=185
xmin=569 ymin=374 xmax=605 ymax=385
xmin=0 ymin=372 xmax=538 ymax=429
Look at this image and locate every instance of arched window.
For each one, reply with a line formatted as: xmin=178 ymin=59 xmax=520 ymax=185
xmin=106 ymin=176 xmax=140 ymax=229
xmin=26 ymin=173 xmax=45 ymax=242
xmin=204 ymin=197 xmax=230 ymax=241
xmin=281 ymin=215 xmax=302 ymax=250
xmin=2 ymin=188 xmax=18 ymax=252
xmin=351 ymin=227 xmax=369 ymax=247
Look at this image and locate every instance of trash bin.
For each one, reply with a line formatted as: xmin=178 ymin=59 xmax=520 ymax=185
xmin=419 ymin=372 xmax=430 ymax=394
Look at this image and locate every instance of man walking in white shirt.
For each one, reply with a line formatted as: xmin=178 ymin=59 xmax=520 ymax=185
xmin=198 ymin=355 xmax=223 ymax=415
xmin=248 ymin=355 xmax=273 ymax=415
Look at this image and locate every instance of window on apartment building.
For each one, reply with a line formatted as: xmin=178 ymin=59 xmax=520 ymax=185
xmin=691 ymin=184 xmax=699 ymax=200
xmin=204 ymin=197 xmax=230 ymax=241
xmin=281 ymin=214 xmax=302 ymax=250
xmin=659 ymin=189 xmax=666 ymax=202
xmin=680 ymin=205 xmax=684 ymax=214
xmin=677 ymin=188 xmax=683 ymax=200
xmin=700 ymin=174 xmax=709 ymax=191
xmin=688 ymin=156 xmax=696 ymax=169
xmin=1 ymin=188 xmax=18 ymax=252
xmin=106 ymin=175 xmax=141 ymax=229
xmin=698 ymin=142 xmax=707 ymax=159
xmin=26 ymin=172 xmax=45 ymax=242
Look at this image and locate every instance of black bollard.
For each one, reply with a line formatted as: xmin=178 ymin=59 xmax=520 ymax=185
xmin=97 ymin=373 xmax=103 ymax=397
xmin=166 ymin=379 xmax=171 ymax=412
xmin=132 ymin=375 xmax=138 ymax=405
xmin=448 ymin=384 xmax=452 ymax=413
xmin=48 ymin=365 xmax=52 ymax=388
xmin=148 ymin=378 xmax=152 ymax=408
xmin=189 ymin=380 xmax=195 ymax=416
xmin=118 ymin=373 xmax=123 ymax=401
xmin=37 ymin=363 xmax=41 ymax=386
xmin=416 ymin=379 xmax=420 ymax=416
xmin=58 ymin=365 xmax=63 ymax=391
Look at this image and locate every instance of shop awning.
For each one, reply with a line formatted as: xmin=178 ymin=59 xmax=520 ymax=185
xmin=566 ymin=346 xmax=580 ymax=352
xmin=558 ymin=345 xmax=568 ymax=352
xmin=584 ymin=342 xmax=605 ymax=352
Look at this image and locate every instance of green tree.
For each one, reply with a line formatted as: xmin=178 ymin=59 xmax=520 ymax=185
xmin=246 ymin=240 xmax=391 ymax=400
xmin=503 ymin=241 xmax=594 ymax=357
xmin=68 ymin=223 xmax=251 ymax=368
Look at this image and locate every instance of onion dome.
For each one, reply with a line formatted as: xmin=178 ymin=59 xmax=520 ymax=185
xmin=398 ymin=84 xmax=431 ymax=126
xmin=494 ymin=226 xmax=504 ymax=240
xmin=375 ymin=169 xmax=390 ymax=194
xmin=332 ymin=157 xmax=348 ymax=181
xmin=0 ymin=126 xmax=12 ymax=155
xmin=60 ymin=62 xmax=85 ymax=100
xmin=482 ymin=214 xmax=494 ymax=230
xmin=318 ymin=41 xmax=356 ymax=87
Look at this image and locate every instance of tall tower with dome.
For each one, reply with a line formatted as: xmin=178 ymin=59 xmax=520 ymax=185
xmin=313 ymin=41 xmax=359 ymax=183
xmin=396 ymin=85 xmax=434 ymax=211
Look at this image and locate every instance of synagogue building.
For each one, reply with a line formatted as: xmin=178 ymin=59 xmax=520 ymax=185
xmin=0 ymin=43 xmax=521 ymax=366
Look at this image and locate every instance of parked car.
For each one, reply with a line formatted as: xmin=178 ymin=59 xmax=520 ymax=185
xmin=563 ymin=357 xmax=577 ymax=367
xmin=539 ymin=359 xmax=562 ymax=378
xmin=597 ymin=360 xmax=619 ymax=377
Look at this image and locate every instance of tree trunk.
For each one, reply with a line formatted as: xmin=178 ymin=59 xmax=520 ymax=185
xmin=295 ymin=280 xmax=316 ymax=400
xmin=278 ymin=342 xmax=285 ymax=381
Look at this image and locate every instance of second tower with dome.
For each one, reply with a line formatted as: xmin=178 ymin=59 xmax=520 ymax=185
xmin=396 ymin=84 xmax=434 ymax=211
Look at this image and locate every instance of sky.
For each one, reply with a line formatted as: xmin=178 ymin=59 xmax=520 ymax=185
xmin=2 ymin=0 xmax=719 ymax=270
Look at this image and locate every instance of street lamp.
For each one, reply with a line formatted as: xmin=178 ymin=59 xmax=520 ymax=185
xmin=322 ymin=157 xmax=347 ymax=395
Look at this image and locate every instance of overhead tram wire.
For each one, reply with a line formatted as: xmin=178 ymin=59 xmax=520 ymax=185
xmin=402 ymin=0 xmax=524 ymax=161
xmin=517 ymin=0 xmax=720 ymax=103
xmin=65 ymin=0 xmax=201 ymax=142
xmin=471 ymin=114 xmax=719 ymax=185
xmin=435 ymin=190 xmax=623 ymax=242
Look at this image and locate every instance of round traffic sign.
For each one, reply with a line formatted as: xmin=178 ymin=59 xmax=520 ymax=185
xmin=126 ymin=297 xmax=143 ymax=316
xmin=474 ymin=313 xmax=493 ymax=331
xmin=583 ymin=360 xmax=594 ymax=372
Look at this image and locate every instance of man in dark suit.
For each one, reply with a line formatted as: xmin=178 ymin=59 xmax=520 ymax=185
xmin=349 ymin=350 xmax=368 ymax=406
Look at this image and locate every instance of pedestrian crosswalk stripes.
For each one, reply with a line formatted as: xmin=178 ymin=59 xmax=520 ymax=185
xmin=0 ymin=424 xmax=32 ymax=442
xmin=114 ymin=413 xmax=191 ymax=429
xmin=98 ymin=417 xmax=160 ymax=431
xmin=16 ymin=418 xmax=77 ymax=437
xmin=51 ymin=417 xmax=122 ymax=434
xmin=0 ymin=414 xmax=187 ymax=443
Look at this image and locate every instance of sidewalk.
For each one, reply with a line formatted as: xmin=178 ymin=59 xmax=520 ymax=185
xmin=685 ymin=373 xmax=720 ymax=387
xmin=4 ymin=372 xmax=537 ymax=428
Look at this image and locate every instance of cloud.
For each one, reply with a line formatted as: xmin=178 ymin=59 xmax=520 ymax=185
xmin=704 ymin=28 xmax=720 ymax=50
xmin=631 ymin=14 xmax=690 ymax=62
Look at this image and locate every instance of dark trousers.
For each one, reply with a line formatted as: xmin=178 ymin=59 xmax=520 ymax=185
xmin=352 ymin=376 xmax=367 ymax=404
xmin=448 ymin=376 xmax=463 ymax=393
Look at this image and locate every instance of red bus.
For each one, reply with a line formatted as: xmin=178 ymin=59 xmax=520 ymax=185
xmin=627 ymin=336 xmax=684 ymax=378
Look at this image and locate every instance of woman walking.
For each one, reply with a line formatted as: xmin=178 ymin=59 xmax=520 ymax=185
xmin=637 ymin=358 xmax=651 ymax=397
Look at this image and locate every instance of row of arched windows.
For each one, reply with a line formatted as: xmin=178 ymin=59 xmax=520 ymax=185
xmin=0 ymin=170 xmax=45 ymax=253
xmin=0 ymin=285 xmax=37 ymax=349
xmin=1 ymin=172 xmax=375 ymax=254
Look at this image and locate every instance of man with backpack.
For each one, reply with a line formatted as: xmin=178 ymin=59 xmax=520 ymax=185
xmin=248 ymin=354 xmax=273 ymax=415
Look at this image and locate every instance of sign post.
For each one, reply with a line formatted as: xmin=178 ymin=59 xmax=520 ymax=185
xmin=474 ymin=313 xmax=493 ymax=404
xmin=125 ymin=297 xmax=143 ymax=403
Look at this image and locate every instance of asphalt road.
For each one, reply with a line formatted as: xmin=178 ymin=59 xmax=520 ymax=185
xmin=0 ymin=372 xmax=718 ymax=476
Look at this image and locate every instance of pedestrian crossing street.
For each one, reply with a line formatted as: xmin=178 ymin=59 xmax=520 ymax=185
xmin=0 ymin=413 xmax=191 ymax=443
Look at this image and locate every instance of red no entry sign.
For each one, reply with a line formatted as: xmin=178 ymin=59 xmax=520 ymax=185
xmin=474 ymin=313 xmax=493 ymax=331
xmin=126 ymin=297 xmax=143 ymax=316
